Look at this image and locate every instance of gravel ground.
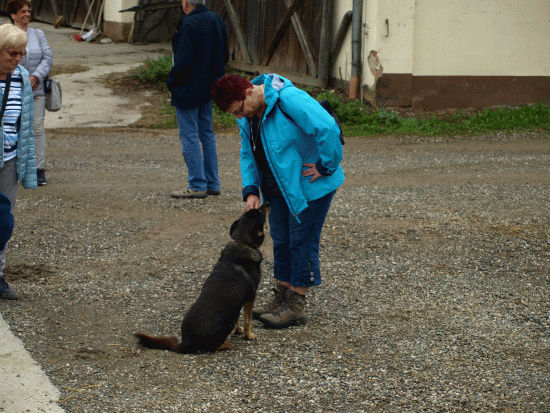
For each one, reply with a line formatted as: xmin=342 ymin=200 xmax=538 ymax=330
xmin=1 ymin=128 xmax=549 ymax=412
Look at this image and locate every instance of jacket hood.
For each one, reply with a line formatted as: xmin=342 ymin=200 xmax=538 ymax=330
xmin=251 ymin=74 xmax=291 ymax=117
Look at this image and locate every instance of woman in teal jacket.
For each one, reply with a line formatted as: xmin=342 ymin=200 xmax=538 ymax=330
xmin=0 ymin=23 xmax=37 ymax=300
xmin=212 ymin=73 xmax=344 ymax=329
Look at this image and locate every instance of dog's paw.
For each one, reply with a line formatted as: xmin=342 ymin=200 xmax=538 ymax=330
xmin=244 ymin=332 xmax=256 ymax=340
xmin=234 ymin=325 xmax=244 ymax=335
xmin=216 ymin=341 xmax=234 ymax=351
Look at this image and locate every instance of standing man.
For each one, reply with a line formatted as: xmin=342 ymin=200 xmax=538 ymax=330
xmin=169 ymin=0 xmax=229 ymax=199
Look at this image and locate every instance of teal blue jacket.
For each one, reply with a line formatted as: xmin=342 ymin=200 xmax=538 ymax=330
xmin=0 ymin=65 xmax=36 ymax=189
xmin=238 ymin=74 xmax=345 ymax=222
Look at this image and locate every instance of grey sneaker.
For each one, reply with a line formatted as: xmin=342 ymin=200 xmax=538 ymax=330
xmin=252 ymin=283 xmax=288 ymax=320
xmin=171 ymin=188 xmax=207 ymax=199
xmin=207 ymin=189 xmax=221 ymax=196
xmin=258 ymin=289 xmax=307 ymax=329
xmin=0 ymin=278 xmax=19 ymax=300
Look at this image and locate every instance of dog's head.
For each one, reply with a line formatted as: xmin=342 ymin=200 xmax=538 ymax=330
xmin=230 ymin=202 xmax=270 ymax=248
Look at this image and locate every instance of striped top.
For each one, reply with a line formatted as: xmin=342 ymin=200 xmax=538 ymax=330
xmin=1 ymin=67 xmax=23 ymax=162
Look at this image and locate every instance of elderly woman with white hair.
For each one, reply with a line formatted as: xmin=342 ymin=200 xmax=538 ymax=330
xmin=9 ymin=0 xmax=53 ymax=186
xmin=0 ymin=23 xmax=37 ymax=300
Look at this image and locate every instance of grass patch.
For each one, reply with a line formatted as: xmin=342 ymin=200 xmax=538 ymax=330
xmin=317 ymin=90 xmax=550 ymax=137
xmin=129 ymin=56 xmax=550 ymax=136
xmin=129 ymin=55 xmax=172 ymax=91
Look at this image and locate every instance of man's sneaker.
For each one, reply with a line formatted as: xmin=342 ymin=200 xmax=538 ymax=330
xmin=171 ymin=188 xmax=207 ymax=199
xmin=207 ymin=189 xmax=221 ymax=196
xmin=0 ymin=278 xmax=19 ymax=300
xmin=252 ymin=283 xmax=288 ymax=320
xmin=258 ymin=289 xmax=307 ymax=329
xmin=37 ymin=169 xmax=47 ymax=186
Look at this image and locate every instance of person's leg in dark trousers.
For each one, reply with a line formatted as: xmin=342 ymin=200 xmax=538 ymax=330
xmin=172 ymin=106 xmax=208 ymax=198
xmin=0 ymin=158 xmax=19 ymax=300
xmin=197 ymin=100 xmax=220 ymax=194
xmin=258 ymin=190 xmax=336 ymax=328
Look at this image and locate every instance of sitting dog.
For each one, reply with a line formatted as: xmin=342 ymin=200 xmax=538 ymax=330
xmin=135 ymin=202 xmax=270 ymax=353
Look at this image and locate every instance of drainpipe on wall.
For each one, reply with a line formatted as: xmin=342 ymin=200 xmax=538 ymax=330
xmin=349 ymin=0 xmax=363 ymax=99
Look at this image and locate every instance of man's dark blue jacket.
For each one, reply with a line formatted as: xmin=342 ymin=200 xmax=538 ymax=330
xmin=168 ymin=5 xmax=229 ymax=109
xmin=0 ymin=193 xmax=14 ymax=251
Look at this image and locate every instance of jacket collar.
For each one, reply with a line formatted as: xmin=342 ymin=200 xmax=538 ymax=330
xmin=252 ymin=74 xmax=289 ymax=118
xmin=184 ymin=4 xmax=208 ymax=18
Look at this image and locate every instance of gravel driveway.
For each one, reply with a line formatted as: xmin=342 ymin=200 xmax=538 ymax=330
xmin=1 ymin=128 xmax=549 ymax=412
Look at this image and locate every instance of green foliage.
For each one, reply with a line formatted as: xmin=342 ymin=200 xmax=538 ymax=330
xmin=150 ymin=102 xmax=177 ymax=129
xmin=313 ymin=91 xmax=550 ymax=137
xmin=147 ymin=101 xmax=238 ymax=132
xmin=213 ymin=102 xmax=239 ymax=131
xmin=129 ymin=57 xmax=550 ymax=136
xmin=129 ymin=54 xmax=172 ymax=87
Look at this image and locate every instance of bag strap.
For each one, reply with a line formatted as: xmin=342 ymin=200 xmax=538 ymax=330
xmin=0 ymin=72 xmax=12 ymax=124
xmin=277 ymin=100 xmax=345 ymax=145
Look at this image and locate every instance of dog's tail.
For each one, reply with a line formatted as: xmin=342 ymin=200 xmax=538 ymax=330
xmin=135 ymin=333 xmax=181 ymax=352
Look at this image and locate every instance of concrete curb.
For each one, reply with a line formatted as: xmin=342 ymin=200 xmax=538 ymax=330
xmin=0 ymin=314 xmax=64 ymax=412
xmin=0 ymin=16 xmax=171 ymax=413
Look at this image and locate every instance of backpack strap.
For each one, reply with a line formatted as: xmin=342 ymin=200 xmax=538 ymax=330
xmin=0 ymin=72 xmax=12 ymax=124
xmin=277 ymin=100 xmax=345 ymax=145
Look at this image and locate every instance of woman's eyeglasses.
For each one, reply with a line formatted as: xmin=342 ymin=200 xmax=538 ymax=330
xmin=230 ymin=100 xmax=245 ymax=117
xmin=6 ymin=50 xmax=27 ymax=58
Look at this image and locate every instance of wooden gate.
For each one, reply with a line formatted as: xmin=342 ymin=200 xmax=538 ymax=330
xmin=209 ymin=0 xmax=334 ymax=88
xmin=2 ymin=0 xmax=344 ymax=88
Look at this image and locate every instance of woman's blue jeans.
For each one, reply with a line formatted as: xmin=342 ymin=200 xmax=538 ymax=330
xmin=265 ymin=190 xmax=336 ymax=288
xmin=175 ymin=102 xmax=220 ymax=192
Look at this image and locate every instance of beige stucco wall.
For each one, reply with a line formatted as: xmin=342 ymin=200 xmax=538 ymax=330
xmin=332 ymin=0 xmax=550 ymax=87
xmin=332 ymin=0 xmax=416 ymax=88
xmin=104 ymin=0 xmax=138 ymax=24
xmin=103 ymin=0 xmax=138 ymax=40
xmin=413 ymin=0 xmax=550 ymax=77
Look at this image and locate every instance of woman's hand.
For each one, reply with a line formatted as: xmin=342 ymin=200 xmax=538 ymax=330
xmin=302 ymin=163 xmax=322 ymax=182
xmin=246 ymin=194 xmax=260 ymax=211
xmin=29 ymin=75 xmax=39 ymax=90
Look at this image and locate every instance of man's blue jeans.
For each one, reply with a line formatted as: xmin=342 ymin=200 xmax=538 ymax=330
xmin=265 ymin=190 xmax=336 ymax=288
xmin=175 ymin=101 xmax=220 ymax=192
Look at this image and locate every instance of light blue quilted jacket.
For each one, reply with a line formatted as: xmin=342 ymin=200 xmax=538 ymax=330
xmin=0 ymin=65 xmax=37 ymax=189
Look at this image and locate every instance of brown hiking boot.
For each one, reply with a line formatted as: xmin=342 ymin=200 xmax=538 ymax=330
xmin=0 ymin=278 xmax=19 ymax=300
xmin=252 ymin=283 xmax=288 ymax=320
xmin=258 ymin=289 xmax=307 ymax=329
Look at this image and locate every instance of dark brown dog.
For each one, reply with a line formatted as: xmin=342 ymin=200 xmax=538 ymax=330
xmin=135 ymin=202 xmax=270 ymax=353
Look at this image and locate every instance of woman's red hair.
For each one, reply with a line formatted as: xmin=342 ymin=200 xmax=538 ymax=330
xmin=211 ymin=74 xmax=253 ymax=112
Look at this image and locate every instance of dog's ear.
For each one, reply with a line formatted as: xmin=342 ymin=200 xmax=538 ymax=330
xmin=259 ymin=202 xmax=270 ymax=216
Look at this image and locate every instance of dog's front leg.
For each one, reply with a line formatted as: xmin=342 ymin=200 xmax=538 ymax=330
xmin=243 ymin=300 xmax=256 ymax=340
xmin=233 ymin=315 xmax=244 ymax=335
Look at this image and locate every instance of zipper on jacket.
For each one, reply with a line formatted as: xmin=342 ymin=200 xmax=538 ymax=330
xmin=259 ymin=113 xmax=300 ymax=221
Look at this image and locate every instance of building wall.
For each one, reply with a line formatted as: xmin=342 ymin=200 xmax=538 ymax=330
xmin=413 ymin=0 xmax=549 ymax=77
xmin=332 ymin=0 xmax=550 ymax=109
xmin=103 ymin=0 xmax=138 ymax=41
